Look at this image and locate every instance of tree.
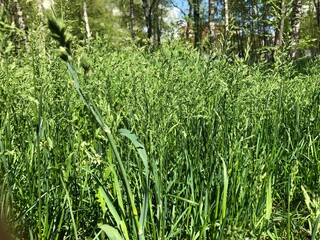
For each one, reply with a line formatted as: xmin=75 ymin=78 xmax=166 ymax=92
xmin=187 ymin=0 xmax=193 ymax=40
xmin=83 ymin=0 xmax=91 ymax=39
xmin=193 ymin=0 xmax=201 ymax=47
xmin=142 ymin=0 xmax=153 ymax=39
xmin=12 ymin=0 xmax=26 ymax=30
xmin=291 ymin=0 xmax=302 ymax=58
xmin=313 ymin=0 xmax=320 ymax=52
xmin=129 ymin=0 xmax=135 ymax=39
xmin=224 ymin=0 xmax=229 ymax=36
xmin=273 ymin=0 xmax=288 ymax=52
xmin=209 ymin=0 xmax=215 ymax=44
xmin=141 ymin=0 xmax=168 ymax=46
xmin=314 ymin=0 xmax=320 ymax=29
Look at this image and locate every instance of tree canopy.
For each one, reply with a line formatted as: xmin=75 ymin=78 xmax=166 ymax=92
xmin=1 ymin=0 xmax=320 ymax=58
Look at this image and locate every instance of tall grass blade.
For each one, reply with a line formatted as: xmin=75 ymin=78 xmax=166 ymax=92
xmin=311 ymin=214 xmax=320 ymax=240
xmin=99 ymin=224 xmax=124 ymax=240
xmin=119 ymin=128 xmax=149 ymax=235
xmin=166 ymin=194 xmax=199 ymax=206
xmin=97 ymin=186 xmax=122 ymax=227
xmin=221 ymin=158 xmax=228 ymax=219
xmin=265 ymin=174 xmax=272 ymax=220
xmin=47 ymin=15 xmax=144 ymax=239
xmin=119 ymin=129 xmax=149 ymax=176
xmin=60 ymin=176 xmax=78 ymax=240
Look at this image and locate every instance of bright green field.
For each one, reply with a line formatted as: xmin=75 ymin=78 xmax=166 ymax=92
xmin=1 ymin=33 xmax=320 ymax=239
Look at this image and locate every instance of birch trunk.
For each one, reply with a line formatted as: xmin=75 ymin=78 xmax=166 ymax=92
xmin=83 ymin=0 xmax=91 ymax=39
xmin=291 ymin=0 xmax=302 ymax=58
xmin=224 ymin=0 xmax=229 ymax=35
xmin=209 ymin=0 xmax=215 ymax=44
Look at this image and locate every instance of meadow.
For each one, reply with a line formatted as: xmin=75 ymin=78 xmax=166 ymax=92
xmin=1 ymin=27 xmax=320 ymax=239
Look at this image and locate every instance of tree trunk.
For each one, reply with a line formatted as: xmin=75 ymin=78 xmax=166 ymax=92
xmin=142 ymin=0 xmax=152 ymax=39
xmin=224 ymin=0 xmax=229 ymax=36
xmin=291 ymin=0 xmax=302 ymax=58
xmin=152 ymin=15 xmax=157 ymax=45
xmin=12 ymin=0 xmax=25 ymax=30
xmin=152 ymin=3 xmax=158 ymax=46
xmin=147 ymin=10 xmax=152 ymax=39
xmin=239 ymin=10 xmax=244 ymax=57
xmin=157 ymin=5 xmax=162 ymax=46
xmin=313 ymin=0 xmax=320 ymax=53
xmin=209 ymin=0 xmax=215 ymax=44
xmin=186 ymin=0 xmax=193 ymax=39
xmin=83 ymin=0 xmax=91 ymax=39
xmin=130 ymin=0 xmax=135 ymax=39
xmin=193 ymin=0 xmax=201 ymax=48
xmin=274 ymin=0 xmax=286 ymax=48
xmin=262 ymin=3 xmax=268 ymax=47
xmin=313 ymin=0 xmax=320 ymax=28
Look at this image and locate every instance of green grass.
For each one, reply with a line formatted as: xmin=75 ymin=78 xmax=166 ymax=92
xmin=1 ymin=25 xmax=320 ymax=239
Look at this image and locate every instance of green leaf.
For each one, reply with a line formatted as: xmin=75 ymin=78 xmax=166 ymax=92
xmin=221 ymin=158 xmax=228 ymax=219
xmin=119 ymin=128 xmax=149 ymax=236
xmin=167 ymin=194 xmax=199 ymax=206
xmin=96 ymin=188 xmax=106 ymax=215
xmin=311 ymin=214 xmax=320 ymax=240
xmin=265 ymin=174 xmax=272 ymax=220
xmin=99 ymin=225 xmax=123 ymax=240
xmin=97 ymin=186 xmax=121 ymax=226
xmin=119 ymin=129 xmax=148 ymax=175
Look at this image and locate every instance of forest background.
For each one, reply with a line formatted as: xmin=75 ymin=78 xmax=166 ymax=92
xmin=1 ymin=0 xmax=320 ymax=57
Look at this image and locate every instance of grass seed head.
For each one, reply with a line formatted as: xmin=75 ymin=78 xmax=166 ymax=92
xmin=47 ymin=15 xmax=72 ymax=61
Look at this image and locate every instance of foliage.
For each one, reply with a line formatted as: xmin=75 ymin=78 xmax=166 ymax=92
xmin=1 ymin=22 xmax=320 ymax=239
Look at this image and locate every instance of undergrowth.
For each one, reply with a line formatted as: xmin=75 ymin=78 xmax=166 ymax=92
xmin=1 ymin=25 xmax=320 ymax=239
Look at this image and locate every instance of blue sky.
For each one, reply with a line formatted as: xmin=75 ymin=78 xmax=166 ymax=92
xmin=164 ymin=0 xmax=190 ymax=25
xmin=171 ymin=0 xmax=189 ymax=13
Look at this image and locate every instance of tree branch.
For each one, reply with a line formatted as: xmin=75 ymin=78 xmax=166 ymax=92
xmin=170 ymin=0 xmax=187 ymax=16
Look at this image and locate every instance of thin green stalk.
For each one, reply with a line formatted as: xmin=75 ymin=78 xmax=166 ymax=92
xmin=60 ymin=175 xmax=78 ymax=240
xmin=47 ymin=15 xmax=145 ymax=239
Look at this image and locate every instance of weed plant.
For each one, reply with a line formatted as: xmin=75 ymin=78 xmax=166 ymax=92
xmin=1 ymin=24 xmax=320 ymax=239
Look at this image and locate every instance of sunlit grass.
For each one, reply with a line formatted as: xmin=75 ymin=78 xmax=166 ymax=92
xmin=0 ymin=26 xmax=320 ymax=239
